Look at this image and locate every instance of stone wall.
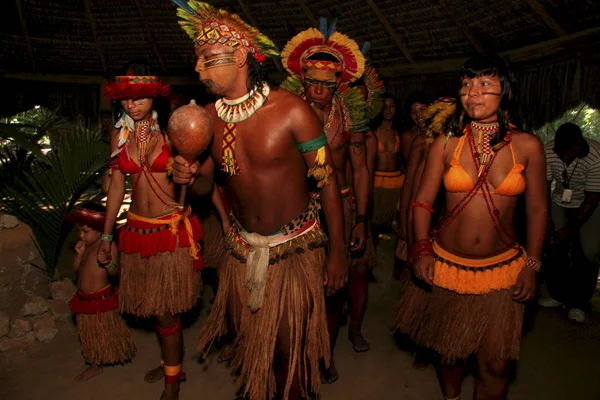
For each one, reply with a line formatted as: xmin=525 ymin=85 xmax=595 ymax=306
xmin=0 ymin=216 xmax=76 ymax=352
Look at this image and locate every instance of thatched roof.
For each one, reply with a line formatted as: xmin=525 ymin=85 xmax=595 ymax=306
xmin=1 ymin=0 xmax=599 ymax=78
xmin=0 ymin=0 xmax=599 ymax=128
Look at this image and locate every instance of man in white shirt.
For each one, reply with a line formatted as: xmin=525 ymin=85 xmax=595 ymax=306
xmin=540 ymin=123 xmax=600 ymax=323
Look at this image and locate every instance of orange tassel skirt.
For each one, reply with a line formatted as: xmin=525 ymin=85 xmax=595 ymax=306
xmin=394 ymin=240 xmax=527 ymax=362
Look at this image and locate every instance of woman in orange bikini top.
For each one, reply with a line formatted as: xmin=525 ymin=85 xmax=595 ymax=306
xmin=404 ymin=54 xmax=548 ymax=400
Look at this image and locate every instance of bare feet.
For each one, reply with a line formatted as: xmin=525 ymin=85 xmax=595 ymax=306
xmin=217 ymin=343 xmax=235 ymax=363
xmin=144 ymin=365 xmax=165 ymax=383
xmin=349 ymin=331 xmax=370 ymax=353
xmin=160 ymin=382 xmax=180 ymax=400
xmin=75 ymin=364 xmax=103 ymax=381
xmin=320 ymin=360 xmax=339 ymax=384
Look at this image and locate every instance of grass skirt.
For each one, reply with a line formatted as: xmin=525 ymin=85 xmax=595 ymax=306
xmin=394 ymin=242 xmax=527 ymax=363
xmin=70 ymin=285 xmax=136 ymax=365
xmin=119 ymin=213 xmax=203 ymax=317
xmin=198 ymin=223 xmax=329 ymax=400
xmin=372 ymin=170 xmax=404 ymax=226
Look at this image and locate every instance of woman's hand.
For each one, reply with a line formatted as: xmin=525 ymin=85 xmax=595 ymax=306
xmin=413 ymin=255 xmax=434 ymax=285
xmin=513 ymin=268 xmax=537 ymax=302
xmin=97 ymin=240 xmax=112 ymax=266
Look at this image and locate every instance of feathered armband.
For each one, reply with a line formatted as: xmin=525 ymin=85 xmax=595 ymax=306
xmin=297 ymin=134 xmax=332 ymax=188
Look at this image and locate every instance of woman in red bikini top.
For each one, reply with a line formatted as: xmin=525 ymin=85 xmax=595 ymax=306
xmin=97 ymin=61 xmax=204 ymax=397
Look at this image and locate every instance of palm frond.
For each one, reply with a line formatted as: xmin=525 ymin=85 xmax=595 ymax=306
xmin=0 ymin=123 xmax=50 ymax=165
xmin=0 ymin=119 xmax=109 ymax=276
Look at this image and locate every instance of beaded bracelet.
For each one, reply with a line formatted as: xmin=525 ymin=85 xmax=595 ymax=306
xmin=412 ymin=239 xmax=434 ymax=261
xmin=411 ymin=201 xmax=434 ymax=213
xmin=104 ymin=261 xmax=117 ymax=272
xmin=101 ymin=234 xmax=113 ymax=242
xmin=525 ymin=257 xmax=542 ymax=272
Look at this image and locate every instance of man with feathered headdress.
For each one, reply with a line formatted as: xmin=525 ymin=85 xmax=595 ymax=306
xmin=169 ymin=2 xmax=348 ymax=399
xmin=281 ymin=18 xmax=372 ymax=381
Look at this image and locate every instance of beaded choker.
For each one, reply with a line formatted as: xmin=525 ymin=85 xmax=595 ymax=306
xmin=216 ymin=83 xmax=270 ymax=123
xmin=471 ymin=121 xmax=499 ymax=133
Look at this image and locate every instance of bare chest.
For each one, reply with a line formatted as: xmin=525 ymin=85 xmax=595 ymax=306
xmin=210 ymin=116 xmax=296 ymax=172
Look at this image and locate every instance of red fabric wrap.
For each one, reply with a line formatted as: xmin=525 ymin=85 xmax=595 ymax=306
xmin=119 ymin=214 xmax=204 ymax=271
xmin=164 ymin=372 xmax=187 ymax=384
xmin=69 ymin=285 xmax=119 ymax=315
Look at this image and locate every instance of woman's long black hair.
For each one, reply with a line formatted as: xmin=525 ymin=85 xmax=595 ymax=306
xmin=370 ymin=93 xmax=403 ymax=131
xmin=112 ymin=61 xmax=170 ymax=129
xmin=451 ymin=54 xmax=519 ymax=146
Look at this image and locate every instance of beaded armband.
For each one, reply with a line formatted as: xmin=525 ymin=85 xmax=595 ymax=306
xmin=411 ymin=201 xmax=434 ymax=213
xmin=412 ymin=239 xmax=434 ymax=261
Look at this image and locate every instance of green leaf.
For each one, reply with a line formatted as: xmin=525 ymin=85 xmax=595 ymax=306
xmin=0 ymin=118 xmax=110 ymax=276
xmin=0 ymin=123 xmax=51 ymax=165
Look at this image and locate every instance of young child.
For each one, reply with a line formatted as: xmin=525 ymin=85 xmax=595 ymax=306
xmin=65 ymin=202 xmax=136 ymax=381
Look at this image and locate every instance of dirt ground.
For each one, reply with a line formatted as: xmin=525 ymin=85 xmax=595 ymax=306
xmin=1 ymin=237 xmax=599 ymax=400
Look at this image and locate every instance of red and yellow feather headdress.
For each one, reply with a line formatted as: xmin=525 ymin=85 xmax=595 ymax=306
xmin=172 ymin=0 xmax=279 ymax=63
xmin=281 ymin=19 xmax=365 ymax=84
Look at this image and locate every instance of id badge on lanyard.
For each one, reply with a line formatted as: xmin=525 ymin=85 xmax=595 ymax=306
xmin=561 ymin=188 xmax=573 ymax=203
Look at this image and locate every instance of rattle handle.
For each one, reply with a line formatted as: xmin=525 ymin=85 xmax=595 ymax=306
xmin=178 ymin=185 xmax=187 ymax=209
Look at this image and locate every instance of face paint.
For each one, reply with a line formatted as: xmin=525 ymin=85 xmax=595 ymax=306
xmin=303 ymin=69 xmax=339 ymax=108
xmin=195 ymin=49 xmax=239 ymax=95
xmin=460 ymin=74 xmax=503 ymax=123
xmin=303 ymin=77 xmax=338 ymax=91
xmin=196 ymin=53 xmax=237 ymax=71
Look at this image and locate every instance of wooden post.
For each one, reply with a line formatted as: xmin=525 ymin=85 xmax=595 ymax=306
xmin=99 ymin=78 xmax=113 ymax=132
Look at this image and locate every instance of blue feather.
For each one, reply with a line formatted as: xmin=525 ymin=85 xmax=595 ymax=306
xmin=319 ymin=17 xmax=328 ymax=36
xmin=326 ymin=19 xmax=337 ymax=40
xmin=361 ymin=41 xmax=371 ymax=56
xmin=171 ymin=0 xmax=195 ymax=15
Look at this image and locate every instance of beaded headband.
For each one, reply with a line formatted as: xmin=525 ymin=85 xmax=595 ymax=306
xmin=104 ymin=76 xmax=171 ymax=100
xmin=172 ymin=0 xmax=279 ymax=63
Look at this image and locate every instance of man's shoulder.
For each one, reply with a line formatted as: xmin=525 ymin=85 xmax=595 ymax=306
xmin=266 ymin=88 xmax=312 ymax=117
xmin=543 ymin=139 xmax=556 ymax=155
xmin=586 ymin=138 xmax=600 ymax=156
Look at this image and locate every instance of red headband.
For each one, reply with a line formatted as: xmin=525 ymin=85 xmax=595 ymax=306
xmin=64 ymin=207 xmax=106 ymax=232
xmin=104 ymin=75 xmax=171 ymax=100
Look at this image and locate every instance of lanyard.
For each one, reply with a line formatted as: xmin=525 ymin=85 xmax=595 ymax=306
xmin=562 ymin=159 xmax=579 ymax=189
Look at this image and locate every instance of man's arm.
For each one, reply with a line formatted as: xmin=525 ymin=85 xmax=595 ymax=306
xmin=576 ymin=159 xmax=600 ymax=226
xmin=289 ymin=96 xmax=347 ymax=293
xmin=349 ymin=131 xmax=370 ymax=251
xmin=398 ymin=136 xmax=425 ymax=240
xmin=364 ymin=129 xmax=378 ymax=178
